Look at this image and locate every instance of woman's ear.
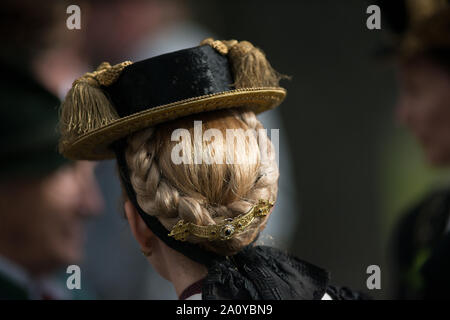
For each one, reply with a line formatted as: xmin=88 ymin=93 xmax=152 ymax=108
xmin=124 ymin=200 xmax=153 ymax=252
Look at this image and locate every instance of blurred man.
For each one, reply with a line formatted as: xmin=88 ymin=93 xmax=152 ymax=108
xmin=0 ymin=54 xmax=103 ymax=300
xmin=379 ymin=0 xmax=450 ymax=299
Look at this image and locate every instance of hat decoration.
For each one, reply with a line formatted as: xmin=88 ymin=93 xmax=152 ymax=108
xmin=60 ymin=61 xmax=132 ymax=148
xmin=200 ymin=38 xmax=286 ymax=87
xmin=59 ymin=38 xmax=287 ymax=160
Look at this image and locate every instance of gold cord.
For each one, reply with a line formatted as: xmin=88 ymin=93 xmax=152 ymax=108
xmin=73 ymin=61 xmax=132 ymax=87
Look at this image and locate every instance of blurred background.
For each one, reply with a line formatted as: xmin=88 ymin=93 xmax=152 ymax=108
xmin=1 ymin=0 xmax=449 ymax=300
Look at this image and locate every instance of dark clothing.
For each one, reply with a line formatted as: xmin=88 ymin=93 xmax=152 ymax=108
xmin=0 ymin=272 xmax=29 ymax=300
xmin=392 ymin=187 xmax=450 ymax=299
xmin=202 ymin=245 xmax=368 ymax=300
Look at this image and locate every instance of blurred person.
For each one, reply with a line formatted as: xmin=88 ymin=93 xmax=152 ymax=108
xmin=0 ymin=15 xmax=103 ymax=296
xmin=0 ymin=161 xmax=103 ymax=299
xmin=379 ymin=0 xmax=450 ymax=299
xmin=57 ymin=38 xmax=367 ymax=300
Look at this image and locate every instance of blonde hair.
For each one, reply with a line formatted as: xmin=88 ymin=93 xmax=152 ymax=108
xmin=125 ymin=108 xmax=279 ymax=256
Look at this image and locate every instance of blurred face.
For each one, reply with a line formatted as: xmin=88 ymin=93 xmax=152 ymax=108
xmin=0 ymin=161 xmax=103 ymax=276
xmin=396 ymin=56 xmax=450 ymax=166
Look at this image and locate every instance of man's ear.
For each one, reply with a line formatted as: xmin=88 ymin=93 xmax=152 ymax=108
xmin=124 ymin=200 xmax=153 ymax=251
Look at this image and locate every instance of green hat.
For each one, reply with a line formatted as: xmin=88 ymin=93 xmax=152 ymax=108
xmin=0 ymin=61 xmax=68 ymax=179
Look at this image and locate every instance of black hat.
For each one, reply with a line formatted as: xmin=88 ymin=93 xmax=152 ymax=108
xmin=59 ymin=38 xmax=287 ymax=160
xmin=0 ymin=61 xmax=67 ymax=179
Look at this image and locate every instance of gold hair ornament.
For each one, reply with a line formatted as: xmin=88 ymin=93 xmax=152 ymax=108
xmin=168 ymin=199 xmax=274 ymax=241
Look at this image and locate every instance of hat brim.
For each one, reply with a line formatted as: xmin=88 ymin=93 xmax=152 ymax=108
xmin=60 ymin=87 xmax=286 ymax=160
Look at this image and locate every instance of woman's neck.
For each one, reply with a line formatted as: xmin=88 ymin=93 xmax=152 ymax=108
xmin=160 ymin=245 xmax=208 ymax=298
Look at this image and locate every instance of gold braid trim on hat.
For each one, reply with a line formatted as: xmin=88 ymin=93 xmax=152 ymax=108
xmin=59 ymin=61 xmax=132 ymax=154
xmin=168 ymin=199 xmax=274 ymax=241
xmin=200 ymin=37 xmax=290 ymax=88
xmin=73 ymin=61 xmax=132 ymax=87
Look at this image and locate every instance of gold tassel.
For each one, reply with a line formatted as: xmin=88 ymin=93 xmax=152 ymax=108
xmin=59 ymin=61 xmax=132 ymax=151
xmin=200 ymin=38 xmax=289 ymax=88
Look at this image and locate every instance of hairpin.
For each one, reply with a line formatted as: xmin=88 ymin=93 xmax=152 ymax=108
xmin=168 ymin=199 xmax=274 ymax=241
